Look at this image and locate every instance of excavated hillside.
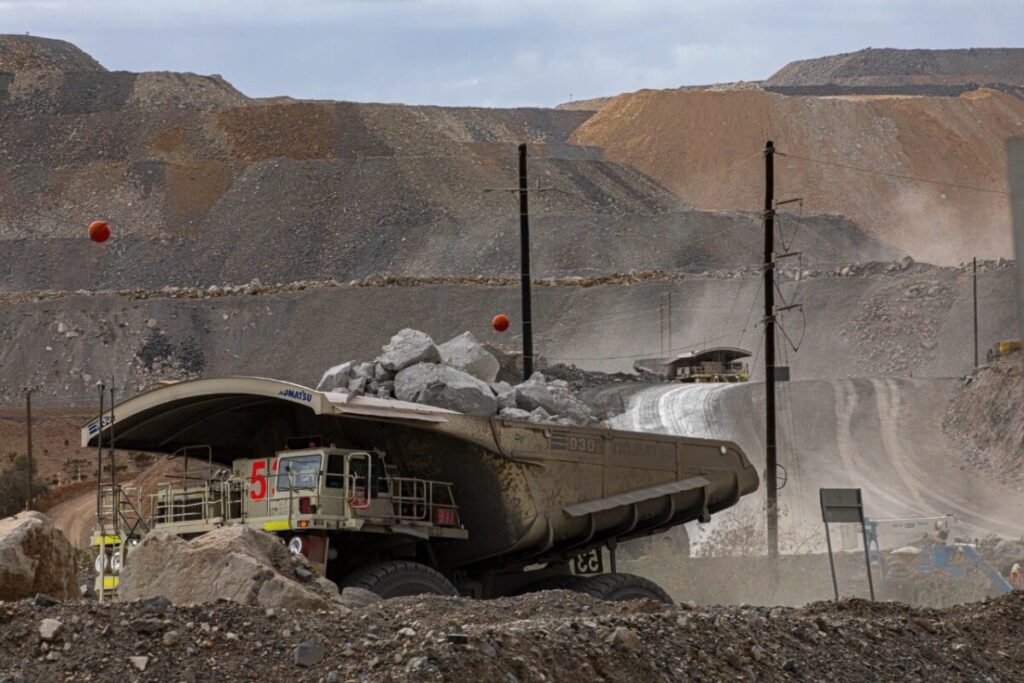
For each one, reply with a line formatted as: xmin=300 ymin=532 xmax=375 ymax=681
xmin=0 ymin=259 xmax=1015 ymax=408
xmin=0 ymin=36 xmax=892 ymax=292
xmin=571 ymin=86 xmax=1024 ymax=263
xmin=765 ymin=47 xmax=1024 ymax=91
xmin=945 ymin=351 xmax=1024 ymax=489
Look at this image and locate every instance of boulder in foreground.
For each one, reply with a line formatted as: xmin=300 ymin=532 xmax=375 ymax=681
xmin=118 ymin=526 xmax=344 ymax=611
xmin=0 ymin=511 xmax=80 ymax=601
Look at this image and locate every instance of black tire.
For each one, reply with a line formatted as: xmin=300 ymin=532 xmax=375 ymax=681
xmin=521 ymin=573 xmax=588 ymax=594
xmin=579 ymin=573 xmax=673 ymax=604
xmin=340 ymin=560 xmax=458 ymax=598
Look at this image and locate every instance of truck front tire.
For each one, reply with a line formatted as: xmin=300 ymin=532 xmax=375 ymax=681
xmin=341 ymin=561 xmax=458 ymax=598
xmin=579 ymin=572 xmax=673 ymax=604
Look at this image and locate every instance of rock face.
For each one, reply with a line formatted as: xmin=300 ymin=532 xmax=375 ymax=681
xmin=118 ymin=526 xmax=344 ymax=611
xmin=0 ymin=511 xmax=80 ymax=601
xmin=378 ymin=329 xmax=442 ymax=372
xmin=438 ymin=332 xmax=500 ymax=383
xmin=395 ymin=363 xmax=498 ymax=416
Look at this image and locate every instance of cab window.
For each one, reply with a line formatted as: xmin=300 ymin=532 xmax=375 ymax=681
xmin=277 ymin=455 xmax=321 ymax=491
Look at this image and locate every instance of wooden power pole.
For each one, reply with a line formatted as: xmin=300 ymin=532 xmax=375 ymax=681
xmin=518 ymin=143 xmax=535 ymax=381
xmin=973 ymin=257 xmax=979 ymax=368
xmin=763 ymin=140 xmax=779 ymax=559
xmin=24 ymin=388 xmax=33 ymax=510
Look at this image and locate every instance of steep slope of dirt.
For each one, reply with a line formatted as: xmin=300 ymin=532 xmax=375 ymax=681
xmin=571 ymin=87 xmax=1024 ymax=263
xmin=945 ymin=351 xmax=1024 ymax=489
xmin=0 ymin=35 xmax=105 ymax=72
xmin=766 ymin=47 xmax=1024 ymax=88
xmin=0 ymin=37 xmax=895 ymax=291
xmin=0 ymin=261 xmax=1014 ymax=407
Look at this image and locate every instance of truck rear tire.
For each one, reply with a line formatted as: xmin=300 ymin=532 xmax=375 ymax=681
xmin=579 ymin=573 xmax=673 ymax=604
xmin=341 ymin=561 xmax=458 ymax=598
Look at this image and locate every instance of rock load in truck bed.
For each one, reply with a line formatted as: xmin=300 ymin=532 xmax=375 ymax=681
xmin=317 ymin=328 xmax=601 ymax=425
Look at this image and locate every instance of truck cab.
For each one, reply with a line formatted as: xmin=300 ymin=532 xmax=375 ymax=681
xmin=147 ymin=445 xmax=466 ymax=575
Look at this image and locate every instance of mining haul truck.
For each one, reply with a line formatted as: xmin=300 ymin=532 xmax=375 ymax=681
xmin=84 ymin=377 xmax=758 ymax=602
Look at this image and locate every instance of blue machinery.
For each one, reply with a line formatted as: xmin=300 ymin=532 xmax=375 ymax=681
xmin=864 ymin=515 xmax=1012 ymax=595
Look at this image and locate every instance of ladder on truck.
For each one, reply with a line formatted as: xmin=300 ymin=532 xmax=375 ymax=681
xmin=93 ymin=483 xmax=150 ymax=599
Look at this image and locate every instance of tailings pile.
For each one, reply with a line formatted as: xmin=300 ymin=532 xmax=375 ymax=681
xmin=571 ymin=76 xmax=1024 ymax=262
xmin=0 ymin=35 xmax=889 ymax=291
xmin=764 ymin=47 xmax=1024 ymax=93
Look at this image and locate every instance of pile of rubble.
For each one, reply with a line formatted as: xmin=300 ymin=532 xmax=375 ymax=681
xmin=842 ymin=275 xmax=954 ymax=374
xmin=318 ymin=329 xmax=600 ymax=426
xmin=944 ymin=351 xmax=1024 ymax=490
xmin=3 ymin=588 xmax=1024 ymax=681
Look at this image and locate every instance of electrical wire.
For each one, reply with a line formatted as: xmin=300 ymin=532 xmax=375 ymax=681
xmin=775 ymin=150 xmax=1009 ymax=196
xmin=545 ymin=328 xmax=746 ymax=363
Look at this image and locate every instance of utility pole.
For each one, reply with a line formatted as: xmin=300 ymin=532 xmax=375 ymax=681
xmin=667 ymin=291 xmax=673 ymax=354
xmin=973 ymin=257 xmax=979 ymax=368
xmin=763 ymin=140 xmax=779 ymax=559
xmin=660 ymin=296 xmax=666 ymax=356
xmin=109 ymin=381 xmax=117 ymax=524
xmin=96 ymin=383 xmax=104 ymax=517
xmin=518 ymin=143 xmax=534 ymax=380
xmin=24 ymin=387 xmax=33 ymax=510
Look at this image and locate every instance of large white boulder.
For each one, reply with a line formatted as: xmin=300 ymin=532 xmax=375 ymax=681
xmin=118 ymin=526 xmax=344 ymax=611
xmin=0 ymin=511 xmax=80 ymax=601
xmin=514 ymin=373 xmax=595 ymax=424
xmin=438 ymin=332 xmax=500 ymax=383
xmin=394 ymin=362 xmax=498 ymax=416
xmin=316 ymin=361 xmax=354 ymax=392
xmin=377 ymin=329 xmax=441 ymax=372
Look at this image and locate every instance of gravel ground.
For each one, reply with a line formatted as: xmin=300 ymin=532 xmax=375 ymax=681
xmin=2 ymin=591 xmax=1024 ymax=682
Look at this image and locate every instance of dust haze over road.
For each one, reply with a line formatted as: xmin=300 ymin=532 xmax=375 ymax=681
xmin=612 ymin=378 xmax=1024 ymax=552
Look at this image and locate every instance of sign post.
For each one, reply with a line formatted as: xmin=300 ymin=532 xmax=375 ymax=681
xmin=819 ymin=488 xmax=875 ymax=601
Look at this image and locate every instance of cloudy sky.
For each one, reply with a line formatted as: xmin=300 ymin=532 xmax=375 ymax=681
xmin=4 ymin=0 xmax=1023 ymax=106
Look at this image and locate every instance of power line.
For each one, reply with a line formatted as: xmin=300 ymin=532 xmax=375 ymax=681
xmin=776 ymin=150 xmax=1009 ymax=196
xmin=545 ymin=328 xmax=745 ymax=363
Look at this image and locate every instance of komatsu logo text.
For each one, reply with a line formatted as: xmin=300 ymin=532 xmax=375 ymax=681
xmin=278 ymin=389 xmax=313 ymax=402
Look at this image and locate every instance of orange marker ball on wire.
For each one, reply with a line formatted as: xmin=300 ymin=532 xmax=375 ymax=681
xmin=88 ymin=220 xmax=111 ymax=243
xmin=492 ymin=314 xmax=510 ymax=332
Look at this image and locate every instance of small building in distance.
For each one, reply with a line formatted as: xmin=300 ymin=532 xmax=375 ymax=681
xmin=634 ymin=347 xmax=752 ymax=383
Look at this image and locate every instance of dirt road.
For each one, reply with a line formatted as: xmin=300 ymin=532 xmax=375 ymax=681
xmin=46 ymin=489 xmax=98 ymax=548
xmin=613 ymin=377 xmax=1024 ymax=550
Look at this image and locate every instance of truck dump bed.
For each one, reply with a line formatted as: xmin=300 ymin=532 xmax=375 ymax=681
xmin=82 ymin=377 xmax=758 ymax=572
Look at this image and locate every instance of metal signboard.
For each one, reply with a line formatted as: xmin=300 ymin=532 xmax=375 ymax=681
xmin=819 ymin=487 xmax=875 ymax=601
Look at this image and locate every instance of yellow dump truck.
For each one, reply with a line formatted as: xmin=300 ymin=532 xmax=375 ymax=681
xmin=85 ymin=376 xmax=758 ymax=601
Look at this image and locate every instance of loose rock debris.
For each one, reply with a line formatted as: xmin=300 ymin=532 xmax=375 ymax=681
xmin=2 ymin=590 xmax=1024 ymax=682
